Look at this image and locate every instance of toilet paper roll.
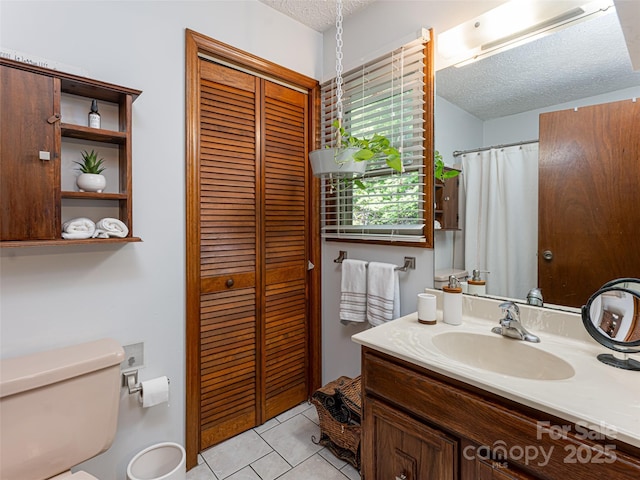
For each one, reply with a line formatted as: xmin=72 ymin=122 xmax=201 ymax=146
xmin=139 ymin=376 xmax=170 ymax=408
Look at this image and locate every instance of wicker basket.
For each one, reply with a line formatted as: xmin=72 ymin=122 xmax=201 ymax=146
xmin=311 ymin=376 xmax=362 ymax=470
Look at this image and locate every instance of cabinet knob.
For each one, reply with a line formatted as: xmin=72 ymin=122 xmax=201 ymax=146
xmin=542 ymin=250 xmax=553 ymax=261
xmin=39 ymin=151 xmax=51 ymax=161
xmin=226 ymin=278 xmax=234 ymax=288
xmin=395 ymin=475 xmax=407 ymax=480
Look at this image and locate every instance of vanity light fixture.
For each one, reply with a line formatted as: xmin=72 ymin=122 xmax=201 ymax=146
xmin=438 ymin=0 xmax=614 ymax=69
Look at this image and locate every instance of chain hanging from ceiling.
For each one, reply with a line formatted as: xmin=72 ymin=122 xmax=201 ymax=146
xmin=335 ymin=0 xmax=344 ymax=127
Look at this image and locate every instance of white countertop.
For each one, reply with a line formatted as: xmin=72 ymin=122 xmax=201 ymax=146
xmin=352 ymin=291 xmax=640 ymax=449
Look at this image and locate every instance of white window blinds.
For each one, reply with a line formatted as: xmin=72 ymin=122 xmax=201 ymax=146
xmin=320 ymin=37 xmax=428 ymax=242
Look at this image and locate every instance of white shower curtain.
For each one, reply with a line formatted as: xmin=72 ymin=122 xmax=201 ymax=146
xmin=462 ymin=143 xmax=539 ymax=299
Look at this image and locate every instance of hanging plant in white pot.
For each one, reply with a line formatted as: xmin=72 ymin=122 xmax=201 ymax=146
xmin=309 ymin=146 xmax=364 ymax=177
xmin=75 ymin=149 xmax=106 ymax=193
xmin=308 ymin=0 xmax=403 ymax=181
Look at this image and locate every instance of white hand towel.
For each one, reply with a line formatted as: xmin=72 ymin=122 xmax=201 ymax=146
xmin=367 ymin=262 xmax=400 ymax=327
xmin=95 ymin=218 xmax=129 ymax=238
xmin=340 ymin=259 xmax=368 ymax=325
xmin=62 ymin=217 xmax=96 ymax=239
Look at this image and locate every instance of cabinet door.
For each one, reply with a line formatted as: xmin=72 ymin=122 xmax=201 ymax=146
xmin=441 ymin=173 xmax=459 ymax=229
xmin=463 ymin=440 xmax=539 ymax=480
xmin=363 ymin=398 xmax=457 ymax=480
xmin=1 ymin=66 xmax=60 ymax=240
xmin=434 ymin=167 xmax=460 ymax=230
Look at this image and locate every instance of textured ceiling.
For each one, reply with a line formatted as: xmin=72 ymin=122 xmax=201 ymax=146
xmin=258 ymin=1 xmax=640 ymax=120
xmin=258 ymin=0 xmax=376 ymax=32
xmin=437 ymin=11 xmax=640 ymax=120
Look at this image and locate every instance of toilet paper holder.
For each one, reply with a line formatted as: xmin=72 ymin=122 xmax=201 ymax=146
xmin=122 ymin=370 xmax=170 ymax=395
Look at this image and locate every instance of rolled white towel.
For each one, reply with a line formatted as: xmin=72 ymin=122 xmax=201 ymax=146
xmin=95 ymin=218 xmax=129 ymax=238
xmin=62 ymin=217 xmax=96 ymax=239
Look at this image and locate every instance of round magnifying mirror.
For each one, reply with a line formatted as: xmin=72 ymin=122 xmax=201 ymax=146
xmin=582 ymin=278 xmax=640 ymax=371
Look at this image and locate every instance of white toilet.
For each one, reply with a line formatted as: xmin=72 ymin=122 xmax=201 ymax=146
xmin=0 ymin=338 xmax=125 ymax=480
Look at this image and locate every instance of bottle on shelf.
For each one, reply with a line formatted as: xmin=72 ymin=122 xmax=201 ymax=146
xmin=88 ymin=99 xmax=101 ymax=129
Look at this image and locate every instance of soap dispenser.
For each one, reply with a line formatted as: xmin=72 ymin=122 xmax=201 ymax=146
xmin=443 ymin=275 xmax=463 ymax=326
xmin=468 ymin=269 xmax=488 ymax=296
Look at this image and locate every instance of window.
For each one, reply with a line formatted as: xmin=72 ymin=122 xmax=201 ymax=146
xmin=319 ymin=35 xmax=432 ymax=244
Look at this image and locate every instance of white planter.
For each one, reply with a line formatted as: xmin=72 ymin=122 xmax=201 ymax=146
xmin=309 ymin=147 xmax=366 ymax=178
xmin=76 ymin=173 xmax=106 ymax=193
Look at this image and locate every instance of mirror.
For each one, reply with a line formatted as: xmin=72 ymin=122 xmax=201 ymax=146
xmin=434 ymin=8 xmax=640 ymax=310
xmin=582 ymin=278 xmax=640 ymax=370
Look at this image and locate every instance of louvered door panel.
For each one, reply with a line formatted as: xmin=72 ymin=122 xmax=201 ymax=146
xmin=200 ymin=288 xmax=256 ymax=444
xmin=198 ymin=61 xmax=258 ymax=449
xmin=263 ymin=82 xmax=308 ymax=418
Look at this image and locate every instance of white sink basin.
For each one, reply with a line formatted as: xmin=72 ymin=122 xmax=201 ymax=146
xmin=431 ymin=332 xmax=575 ymax=380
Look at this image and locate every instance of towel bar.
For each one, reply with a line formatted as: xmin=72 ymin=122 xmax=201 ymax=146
xmin=333 ymin=250 xmax=415 ymax=272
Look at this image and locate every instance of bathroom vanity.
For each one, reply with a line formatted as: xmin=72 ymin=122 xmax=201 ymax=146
xmin=352 ymin=292 xmax=640 ymax=479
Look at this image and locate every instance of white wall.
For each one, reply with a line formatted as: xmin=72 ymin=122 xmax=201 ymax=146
xmin=0 ymin=1 xmax=320 ymax=479
xmin=321 ymin=243 xmax=435 ymax=384
xmin=319 ymin=1 xmax=499 ymax=383
xmin=322 ymin=0 xmax=503 ymax=77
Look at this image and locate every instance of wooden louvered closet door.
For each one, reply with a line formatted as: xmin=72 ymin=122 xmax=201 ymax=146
xmin=262 ymin=82 xmax=309 ymax=418
xmin=196 ymin=60 xmax=309 ymax=450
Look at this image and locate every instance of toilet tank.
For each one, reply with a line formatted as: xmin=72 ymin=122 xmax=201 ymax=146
xmin=0 ymin=338 xmax=125 ymax=480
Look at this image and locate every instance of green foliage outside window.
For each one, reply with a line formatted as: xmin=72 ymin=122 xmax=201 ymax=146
xmin=350 ymin=171 xmax=421 ymax=226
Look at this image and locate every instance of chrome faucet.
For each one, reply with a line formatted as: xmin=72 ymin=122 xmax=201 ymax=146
xmin=526 ymin=287 xmax=544 ymax=307
xmin=491 ymin=301 xmax=540 ymax=343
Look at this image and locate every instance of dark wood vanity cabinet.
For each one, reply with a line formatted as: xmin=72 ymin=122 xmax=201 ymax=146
xmin=361 ymin=348 xmax=640 ymax=480
xmin=462 ymin=439 xmax=537 ymax=480
xmin=365 ymin=397 xmax=457 ymax=479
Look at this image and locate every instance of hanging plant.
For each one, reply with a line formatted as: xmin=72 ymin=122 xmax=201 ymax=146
xmin=332 ymin=120 xmax=403 ymax=173
xmin=308 ymin=0 xmax=404 ymax=182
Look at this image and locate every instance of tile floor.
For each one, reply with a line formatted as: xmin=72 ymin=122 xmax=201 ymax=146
xmin=187 ymin=402 xmax=361 ymax=480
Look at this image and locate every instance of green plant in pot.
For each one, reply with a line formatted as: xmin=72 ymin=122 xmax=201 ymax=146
xmin=75 ymin=149 xmax=106 ymax=193
xmin=333 ymin=120 xmax=403 ymax=173
xmin=309 ymin=121 xmax=403 ymax=185
xmin=307 ymin=120 xmax=406 ymax=190
xmin=434 ymin=150 xmax=460 ymax=182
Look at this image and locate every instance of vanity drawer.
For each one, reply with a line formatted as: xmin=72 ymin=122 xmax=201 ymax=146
xmin=362 ymin=348 xmax=640 ymax=480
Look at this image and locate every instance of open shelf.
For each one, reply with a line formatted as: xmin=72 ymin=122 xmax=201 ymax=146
xmin=61 ymin=191 xmax=128 ymax=200
xmin=1 ymin=237 xmax=142 ymax=248
xmin=61 ymin=123 xmax=127 ymax=144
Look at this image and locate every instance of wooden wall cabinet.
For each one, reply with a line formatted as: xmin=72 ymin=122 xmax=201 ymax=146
xmin=361 ymin=348 xmax=640 ymax=480
xmin=0 ymin=58 xmax=141 ymax=246
xmin=435 ymin=166 xmax=460 ymax=230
